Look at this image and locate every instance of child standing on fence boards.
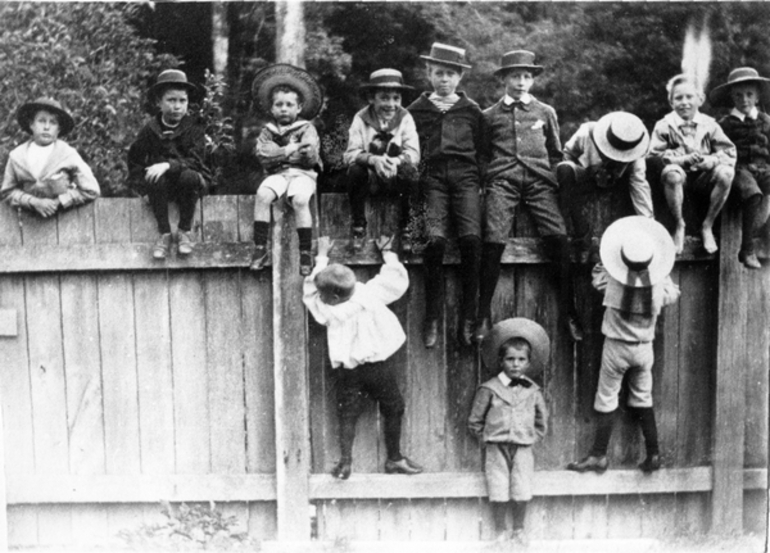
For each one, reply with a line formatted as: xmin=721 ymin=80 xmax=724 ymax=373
xmin=649 ymin=74 xmax=736 ymax=255
xmin=303 ymin=235 xmax=423 ymax=479
xmin=250 ymin=64 xmax=322 ymax=276
xmin=710 ymin=67 xmax=770 ymax=269
xmin=1 ymin=97 xmax=100 ymax=217
xmin=468 ymin=318 xmax=549 ymax=546
xmin=128 ymin=69 xmax=211 ymax=260
xmin=567 ymin=216 xmax=679 ymax=475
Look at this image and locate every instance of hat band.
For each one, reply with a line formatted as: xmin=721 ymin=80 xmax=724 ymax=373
xmin=606 ymin=126 xmax=644 ymax=152
xmin=431 ymin=51 xmax=464 ymax=65
xmin=368 ymin=76 xmax=404 ymax=87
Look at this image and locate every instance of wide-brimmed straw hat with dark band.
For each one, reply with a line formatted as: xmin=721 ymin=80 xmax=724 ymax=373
xmin=591 ymin=111 xmax=650 ymax=163
xmin=359 ymin=68 xmax=415 ymax=93
xmin=600 ymin=216 xmax=676 ymax=288
xmin=708 ymin=67 xmax=770 ymax=108
xmin=480 ymin=318 xmax=550 ymax=379
xmin=252 ymin=63 xmax=323 ymax=120
xmin=494 ymin=50 xmax=544 ymax=77
xmin=150 ymin=69 xmax=203 ymax=104
xmin=17 ymin=97 xmax=75 ymax=136
xmin=420 ymin=42 xmax=471 ymax=70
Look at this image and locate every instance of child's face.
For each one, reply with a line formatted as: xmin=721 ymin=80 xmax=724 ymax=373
xmin=500 ymin=345 xmax=531 ymax=379
xmin=271 ymin=90 xmax=302 ymax=126
xmin=29 ymin=110 xmax=60 ymax=146
xmin=730 ymin=83 xmax=760 ymax=116
xmin=669 ymin=82 xmax=702 ymax=121
xmin=157 ymin=88 xmax=189 ymax=124
xmin=371 ymin=90 xmax=402 ymax=122
xmin=427 ymin=64 xmax=463 ymax=98
xmin=502 ymin=69 xmax=534 ymax=100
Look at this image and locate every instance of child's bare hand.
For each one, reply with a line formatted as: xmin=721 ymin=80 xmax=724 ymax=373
xmin=145 ymin=162 xmax=171 ymax=183
xmin=317 ymin=236 xmax=334 ymax=256
xmin=691 ymin=155 xmax=716 ymax=171
xmin=31 ymin=197 xmax=58 ymax=218
xmin=375 ymin=235 xmax=394 ymax=252
xmin=373 ymin=156 xmax=397 ymax=180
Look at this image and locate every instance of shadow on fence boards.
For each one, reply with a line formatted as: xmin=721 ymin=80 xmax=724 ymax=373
xmin=0 ymin=189 xmax=765 ymax=548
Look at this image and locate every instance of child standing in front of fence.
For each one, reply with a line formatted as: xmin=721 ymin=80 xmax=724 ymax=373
xmin=468 ymin=318 xmax=549 ymax=546
xmin=250 ymin=64 xmax=322 ymax=276
xmin=303 ymin=235 xmax=423 ymax=479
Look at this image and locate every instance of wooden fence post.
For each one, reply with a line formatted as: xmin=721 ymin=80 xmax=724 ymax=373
xmin=0 ymin=387 xmax=7 ymax=552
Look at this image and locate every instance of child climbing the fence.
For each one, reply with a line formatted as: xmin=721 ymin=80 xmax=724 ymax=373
xmin=709 ymin=67 xmax=770 ymax=269
xmin=649 ymin=73 xmax=736 ymax=255
xmin=127 ymin=69 xmax=211 ymax=260
xmin=303 ymin=234 xmax=423 ymax=479
xmin=2 ymin=97 xmax=100 ymax=217
xmin=250 ymin=64 xmax=322 ymax=276
xmin=468 ymin=318 xmax=549 ymax=546
xmin=567 ymin=216 xmax=679 ymax=475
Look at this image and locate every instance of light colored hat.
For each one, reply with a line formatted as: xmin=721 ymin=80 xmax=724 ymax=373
xmin=150 ymin=69 xmax=202 ymax=103
xmin=591 ymin=112 xmax=650 ymax=163
xmin=251 ymin=63 xmax=323 ymax=120
xmin=709 ymin=67 xmax=770 ymax=108
xmin=17 ymin=97 xmax=75 ymax=136
xmin=359 ymin=68 xmax=414 ymax=92
xmin=480 ymin=318 xmax=550 ymax=378
xmin=420 ymin=42 xmax=471 ymax=70
xmin=494 ymin=50 xmax=544 ymax=77
xmin=599 ymin=216 xmax=676 ymax=288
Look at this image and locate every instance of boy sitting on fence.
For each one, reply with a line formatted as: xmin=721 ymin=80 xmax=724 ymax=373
xmin=2 ymin=97 xmax=100 ymax=217
xmin=469 ymin=318 xmax=549 ymax=546
xmin=250 ymin=64 xmax=322 ymax=276
xmin=567 ymin=216 xmax=679 ymax=474
xmin=128 ymin=69 xmax=211 ymax=260
xmin=649 ymin=74 xmax=736 ymax=255
xmin=303 ymin=235 xmax=423 ymax=479
xmin=344 ymin=68 xmax=420 ymax=253
xmin=709 ymin=67 xmax=770 ymax=269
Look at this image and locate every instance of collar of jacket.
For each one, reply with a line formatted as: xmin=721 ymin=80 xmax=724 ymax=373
xmin=409 ymin=91 xmax=475 ymax=113
xmin=360 ymin=104 xmax=406 ymax=133
xmin=264 ymin=119 xmax=309 ymax=136
xmin=149 ymin=113 xmax=195 ymax=136
xmin=499 ymin=98 xmax=530 ymax=112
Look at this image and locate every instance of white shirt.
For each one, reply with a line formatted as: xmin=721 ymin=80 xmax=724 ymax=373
xmin=26 ymin=142 xmax=54 ymax=179
xmin=730 ymin=107 xmax=759 ymax=121
xmin=503 ymin=93 xmax=532 ymax=106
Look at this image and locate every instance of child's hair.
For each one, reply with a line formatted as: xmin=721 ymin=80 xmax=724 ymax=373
xmin=315 ymin=263 xmax=356 ymax=301
xmin=665 ymin=74 xmax=702 ymax=102
xmin=498 ymin=337 xmax=532 ymax=362
xmin=32 ymin=109 xmax=59 ymax=124
xmin=156 ymin=85 xmax=190 ymax=101
xmin=270 ymin=84 xmax=303 ymax=106
xmin=425 ymin=61 xmax=464 ymax=75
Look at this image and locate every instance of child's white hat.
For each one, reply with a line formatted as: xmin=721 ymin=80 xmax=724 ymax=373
xmin=420 ymin=43 xmax=471 ymax=70
xmin=480 ymin=318 xmax=550 ymax=378
xmin=251 ymin=63 xmax=322 ymax=120
xmin=600 ymin=216 xmax=676 ymax=288
xmin=591 ymin=112 xmax=650 ymax=163
xmin=709 ymin=67 xmax=770 ymax=108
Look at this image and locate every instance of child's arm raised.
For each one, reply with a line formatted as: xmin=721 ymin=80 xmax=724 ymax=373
xmin=364 ymin=235 xmax=409 ymax=305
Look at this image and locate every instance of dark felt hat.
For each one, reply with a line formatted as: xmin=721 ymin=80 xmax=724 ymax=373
xmin=494 ymin=50 xmax=544 ymax=77
xmin=17 ymin=97 xmax=75 ymax=136
xmin=251 ymin=63 xmax=323 ymax=120
xmin=709 ymin=67 xmax=770 ymax=107
xmin=420 ymin=42 xmax=472 ymax=70
xmin=151 ymin=69 xmax=202 ymax=103
xmin=480 ymin=318 xmax=550 ymax=378
xmin=359 ymin=68 xmax=415 ymax=92
xmin=591 ymin=112 xmax=650 ymax=163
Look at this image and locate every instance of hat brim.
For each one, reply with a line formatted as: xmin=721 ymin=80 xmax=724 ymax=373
xmin=252 ymin=64 xmax=323 ymax=121
xmin=151 ymin=81 xmax=203 ymax=104
xmin=709 ymin=77 xmax=770 ymax=108
xmin=494 ymin=65 xmax=544 ymax=77
xmin=480 ymin=318 xmax=550 ymax=379
xmin=591 ymin=115 xmax=650 ymax=163
xmin=420 ymin=55 xmax=471 ymax=70
xmin=600 ymin=216 xmax=676 ymax=288
xmin=17 ymin=103 xmax=75 ymax=136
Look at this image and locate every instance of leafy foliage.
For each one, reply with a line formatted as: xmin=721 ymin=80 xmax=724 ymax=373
xmin=199 ymin=69 xmax=237 ymax=190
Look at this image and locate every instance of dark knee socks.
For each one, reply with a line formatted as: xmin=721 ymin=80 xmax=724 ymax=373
xmin=544 ymin=235 xmax=577 ymax=317
xmin=492 ymin=501 xmax=527 ymax=533
xmin=590 ymin=409 xmax=616 ymax=457
xmin=458 ymin=235 xmax=481 ymax=322
xmin=423 ymin=238 xmax=447 ymax=320
xmin=338 ymin=415 xmax=357 ymax=462
xmin=630 ymin=406 xmax=659 ymax=457
xmin=253 ymin=221 xmax=270 ymax=248
xmin=383 ymin=412 xmax=403 ymax=462
xmin=297 ymin=227 xmax=312 ymax=253
xmin=511 ymin=501 xmax=527 ymax=531
xmin=478 ymin=242 xmax=505 ymax=320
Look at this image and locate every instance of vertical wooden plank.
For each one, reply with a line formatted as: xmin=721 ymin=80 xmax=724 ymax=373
xmin=744 ymin=265 xmax=769 ymax=468
xmin=308 ymin=315 xmax=334 ymax=474
xmin=378 ymin=499 xmax=410 ymax=541
xmin=657 ymin=265 xmax=680 ymax=469
xmin=0 ymin=204 xmax=22 ymax=246
xmin=95 ymin=198 xmax=132 ymax=243
xmin=351 ymin=499 xmax=379 ymax=541
xmin=641 ymin=494 xmax=678 ymax=538
xmin=70 ymin=504 xmax=111 ymax=545
xmin=19 ymin=208 xmax=58 ymax=246
xmin=57 ymin=202 xmax=96 ymax=245
xmin=572 ymin=495 xmax=609 ymax=539
xmin=444 ymin=498 xmax=481 ymax=541
xmin=238 ymin=195 xmax=256 ymax=243
xmin=676 ymin=492 xmax=709 ymax=535
xmin=248 ymin=501 xmax=277 ymax=542
xmin=202 ymin=195 xmax=238 ymax=242
xmin=7 ymin=506 xmax=37 ymax=547
xmin=128 ymin=197 xmax=159 ymax=243
xmin=541 ymin=495 xmax=574 ymax=539
xmin=408 ymin=498 xmax=446 ymax=540
xmin=317 ymin=500 xmax=353 ymax=542
xmin=607 ymin=494 xmax=643 ymax=538
xmin=743 ymin=490 xmax=767 ymax=535
xmin=526 ymin=496 xmax=547 ymax=541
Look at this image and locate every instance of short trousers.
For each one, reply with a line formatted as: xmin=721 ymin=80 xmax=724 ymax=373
xmin=660 ymin=164 xmax=734 ymax=196
xmin=422 ymin=159 xmax=481 ymax=239
xmin=259 ymin=170 xmax=316 ymax=199
xmin=594 ymin=337 xmax=654 ymax=413
xmin=732 ymin=166 xmax=770 ymax=201
xmin=335 ymin=361 xmax=405 ymax=421
xmin=484 ymin=442 xmax=534 ymax=502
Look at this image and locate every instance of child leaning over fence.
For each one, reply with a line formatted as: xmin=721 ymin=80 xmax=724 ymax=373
xmin=250 ymin=64 xmax=322 ymax=276
xmin=469 ymin=318 xmax=549 ymax=547
xmin=127 ymin=69 xmax=211 ymax=260
xmin=303 ymin=235 xmax=423 ymax=480
xmin=1 ymin=97 xmax=100 ymax=217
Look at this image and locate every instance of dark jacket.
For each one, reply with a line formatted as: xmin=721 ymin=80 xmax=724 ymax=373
xmin=718 ymin=111 xmax=770 ymax=169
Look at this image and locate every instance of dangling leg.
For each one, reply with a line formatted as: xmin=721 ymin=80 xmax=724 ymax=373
xmin=701 ymin=166 xmax=734 ymax=254
xmin=544 ymin=234 xmax=583 ymax=342
xmin=457 ymin=235 xmax=481 ymax=346
xmin=422 ymin=237 xmax=446 ymax=349
xmin=739 ymin=193 xmax=763 ymax=269
xmin=662 ymin=166 xmax=687 ymax=254
xmin=475 ymin=242 xmax=505 ymax=342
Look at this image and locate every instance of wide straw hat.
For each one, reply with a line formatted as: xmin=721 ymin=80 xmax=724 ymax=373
xmin=599 ymin=216 xmax=676 ymax=288
xmin=591 ymin=111 xmax=650 ymax=163
xmin=17 ymin=97 xmax=75 ymax=137
xmin=359 ymin=68 xmax=415 ymax=92
xmin=494 ymin=50 xmax=544 ymax=77
xmin=708 ymin=67 xmax=770 ymax=108
xmin=420 ymin=42 xmax=471 ymax=70
xmin=480 ymin=318 xmax=550 ymax=379
xmin=251 ymin=63 xmax=323 ymax=120
xmin=150 ymin=69 xmax=202 ymax=103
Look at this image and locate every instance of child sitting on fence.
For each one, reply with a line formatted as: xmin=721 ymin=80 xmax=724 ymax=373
xmin=649 ymin=74 xmax=736 ymax=255
xmin=127 ymin=69 xmax=211 ymax=260
xmin=709 ymin=67 xmax=770 ymax=269
xmin=567 ymin=216 xmax=679 ymax=474
xmin=251 ymin=64 xmax=322 ymax=276
xmin=1 ymin=97 xmax=100 ymax=217
xmin=468 ymin=318 xmax=549 ymax=546
xmin=344 ymin=68 xmax=420 ymax=253
xmin=303 ymin=235 xmax=423 ymax=479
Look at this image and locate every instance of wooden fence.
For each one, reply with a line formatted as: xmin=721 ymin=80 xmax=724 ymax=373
xmin=0 ymin=191 xmax=766 ymax=548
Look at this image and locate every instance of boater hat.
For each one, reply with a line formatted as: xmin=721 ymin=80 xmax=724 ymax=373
xmin=600 ymin=216 xmax=676 ymax=288
xmin=17 ymin=97 xmax=75 ymax=137
xmin=420 ymin=42 xmax=472 ymax=70
xmin=151 ymin=69 xmax=203 ymax=103
xmin=481 ymin=318 xmax=550 ymax=378
xmin=709 ymin=67 xmax=770 ymax=108
xmin=591 ymin=112 xmax=650 ymax=163
xmin=494 ymin=50 xmax=544 ymax=77
xmin=359 ymin=68 xmax=415 ymax=92
xmin=252 ymin=63 xmax=323 ymax=120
